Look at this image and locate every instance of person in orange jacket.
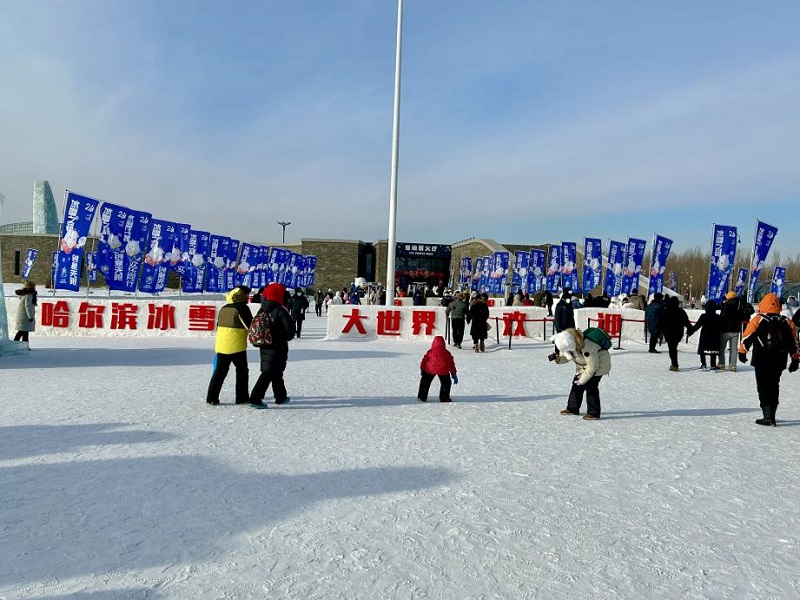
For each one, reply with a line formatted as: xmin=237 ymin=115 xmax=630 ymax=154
xmin=738 ymin=293 xmax=800 ymax=426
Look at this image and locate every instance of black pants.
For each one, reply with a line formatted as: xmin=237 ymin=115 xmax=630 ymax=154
xmin=566 ymin=375 xmax=602 ymax=417
xmin=207 ymin=351 xmax=249 ymax=404
xmin=250 ymin=356 xmax=288 ymax=403
xmin=418 ymin=371 xmax=452 ymax=402
xmin=699 ymin=352 xmax=717 ymax=369
xmin=667 ymin=338 xmax=680 ymax=367
xmin=295 ymin=319 xmax=303 ymax=338
xmin=13 ymin=331 xmax=29 ymax=342
xmin=754 ymin=363 xmax=784 ymax=410
xmin=315 ymin=303 xmax=322 ymax=317
xmin=451 ymin=319 xmax=465 ymax=346
xmin=648 ymin=330 xmax=659 ymax=352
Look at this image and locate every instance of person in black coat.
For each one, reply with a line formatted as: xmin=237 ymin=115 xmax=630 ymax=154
xmin=644 ymin=293 xmax=664 ymax=353
xmin=687 ymin=300 xmax=722 ymax=371
xmin=466 ymin=293 xmax=491 ymax=352
xmin=248 ymin=282 xmax=296 ymax=406
xmin=719 ymin=291 xmax=747 ymax=371
xmin=544 ymin=291 xmax=554 ymax=316
xmin=660 ymin=296 xmax=693 ymax=371
xmin=553 ymin=290 xmax=576 ymax=333
xmin=288 ymin=288 xmax=310 ymax=338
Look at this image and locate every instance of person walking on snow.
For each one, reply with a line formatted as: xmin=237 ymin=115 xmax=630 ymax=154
xmin=417 ymin=335 xmax=458 ymax=403
xmin=249 ymin=283 xmax=296 ymax=407
xmin=552 ymin=328 xmax=612 ymax=420
xmin=660 ymin=296 xmax=693 ymax=371
xmin=445 ymin=290 xmax=469 ymax=349
xmin=288 ymin=288 xmax=309 ymax=338
xmin=466 ymin=292 xmax=491 ymax=352
xmin=206 ymin=286 xmax=252 ymax=405
xmin=645 ymin=292 xmax=664 ymax=353
xmin=687 ymin=300 xmax=723 ymax=371
xmin=13 ymin=280 xmax=37 ymax=345
xmin=737 ymin=293 xmax=799 ymax=426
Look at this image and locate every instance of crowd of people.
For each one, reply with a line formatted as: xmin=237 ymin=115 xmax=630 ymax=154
xmin=11 ymin=274 xmax=799 ymax=427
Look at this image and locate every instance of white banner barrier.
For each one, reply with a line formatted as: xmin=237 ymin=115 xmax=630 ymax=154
xmin=325 ymin=304 xmax=701 ymax=345
xmin=4 ymin=296 xmax=223 ymax=337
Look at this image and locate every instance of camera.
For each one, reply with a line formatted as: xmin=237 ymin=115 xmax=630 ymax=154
xmin=547 ymin=352 xmax=558 ymax=362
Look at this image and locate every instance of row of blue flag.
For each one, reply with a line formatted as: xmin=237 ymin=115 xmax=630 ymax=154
xmin=455 ymin=221 xmax=782 ymax=303
xmin=49 ymin=191 xmax=316 ymax=294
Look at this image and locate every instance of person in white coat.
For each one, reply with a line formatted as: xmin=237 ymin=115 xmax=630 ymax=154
xmin=13 ymin=280 xmax=37 ymax=344
xmin=551 ymin=328 xmax=612 ymax=420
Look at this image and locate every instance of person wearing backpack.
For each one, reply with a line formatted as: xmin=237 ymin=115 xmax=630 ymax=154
xmin=737 ymin=292 xmax=800 ymax=426
xmin=551 ymin=327 xmax=612 ymax=420
xmin=206 ymin=285 xmax=253 ymax=406
xmin=248 ymin=282 xmax=296 ymax=407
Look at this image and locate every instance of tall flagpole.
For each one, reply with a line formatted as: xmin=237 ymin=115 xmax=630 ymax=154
xmin=385 ymin=0 xmax=403 ymax=304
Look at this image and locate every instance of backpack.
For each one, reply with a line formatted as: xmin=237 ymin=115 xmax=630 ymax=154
xmin=248 ymin=309 xmax=274 ymax=347
xmin=754 ymin=314 xmax=794 ymax=354
xmin=583 ymin=326 xmax=613 ymax=351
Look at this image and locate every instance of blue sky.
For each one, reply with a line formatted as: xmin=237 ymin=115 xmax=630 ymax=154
xmin=1 ymin=1 xmax=799 ymax=257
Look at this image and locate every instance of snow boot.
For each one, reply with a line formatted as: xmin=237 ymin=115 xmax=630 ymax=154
xmin=756 ymin=407 xmax=776 ymax=427
xmin=669 ymin=365 xmax=679 ymax=372
xmin=473 ymin=344 xmax=479 ymax=353
xmin=582 ymin=414 xmax=600 ymax=420
xmin=560 ymin=409 xmax=579 ymax=416
xmin=479 ymin=340 xmax=485 ymax=352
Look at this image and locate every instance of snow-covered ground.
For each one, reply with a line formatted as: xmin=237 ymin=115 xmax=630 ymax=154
xmin=3 ymin=309 xmax=800 ymax=599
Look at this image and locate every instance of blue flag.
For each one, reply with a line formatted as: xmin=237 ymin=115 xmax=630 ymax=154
xmin=55 ymin=192 xmax=99 ymax=291
xmin=168 ymin=223 xmax=191 ymax=276
xmin=528 ymin=249 xmax=545 ymax=295
xmin=546 ymin=245 xmax=561 ymax=293
xmin=734 ymin=267 xmax=748 ymax=297
xmin=604 ymin=240 xmax=626 ymax=298
xmin=582 ymin=238 xmax=602 ymax=295
xmin=182 ymin=230 xmax=210 ymax=293
xmin=139 ymin=219 xmax=178 ymax=294
xmin=85 ymin=251 xmax=98 ymax=284
xmin=489 ymin=252 xmax=509 ymax=295
xmin=647 ymin=235 xmax=673 ymax=297
xmin=459 ymin=257 xmax=472 ymax=290
xmin=560 ymin=242 xmax=579 ymax=293
xmin=621 ymin=238 xmax=647 ymax=296
xmin=21 ymin=248 xmax=38 ymax=280
xmin=706 ymin=224 xmax=738 ymax=303
xmin=771 ymin=266 xmax=786 ymax=297
xmin=512 ymin=251 xmax=529 ymax=293
xmin=97 ymin=202 xmax=151 ymax=292
xmin=747 ymin=220 xmax=778 ymax=303
xmin=471 ymin=257 xmax=483 ymax=292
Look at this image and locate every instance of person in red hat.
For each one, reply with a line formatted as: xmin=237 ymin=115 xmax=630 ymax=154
xmin=248 ymin=282 xmax=296 ymax=407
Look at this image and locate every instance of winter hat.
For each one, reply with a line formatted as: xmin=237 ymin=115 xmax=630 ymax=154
xmin=265 ymin=283 xmax=287 ymax=304
xmin=552 ymin=329 xmax=583 ymax=361
xmin=653 ymin=293 xmax=663 ymax=302
xmin=725 ymin=291 xmax=738 ymax=300
xmin=229 ymin=285 xmax=250 ymax=303
xmin=23 ymin=280 xmax=36 ymax=288
xmin=758 ymin=292 xmax=781 ymax=315
xmin=470 ymin=291 xmax=478 ymax=300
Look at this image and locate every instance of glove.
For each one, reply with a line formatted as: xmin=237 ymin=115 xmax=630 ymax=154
xmin=452 ymin=374 xmax=458 ymax=385
xmin=572 ymin=377 xmax=583 ymax=387
xmin=738 ymin=352 xmax=748 ymax=364
xmin=789 ymin=359 xmax=799 ymax=373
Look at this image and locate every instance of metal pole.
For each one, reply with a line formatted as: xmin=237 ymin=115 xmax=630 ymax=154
xmin=277 ymin=221 xmax=291 ymax=245
xmin=385 ymin=0 xmax=403 ymax=305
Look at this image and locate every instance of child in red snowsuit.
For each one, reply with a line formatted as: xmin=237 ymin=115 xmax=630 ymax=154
xmin=418 ymin=335 xmax=458 ymax=402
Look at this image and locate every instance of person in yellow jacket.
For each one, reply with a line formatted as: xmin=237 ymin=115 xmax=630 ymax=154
xmin=206 ymin=286 xmax=253 ymax=405
xmin=738 ymin=292 xmax=799 ymax=426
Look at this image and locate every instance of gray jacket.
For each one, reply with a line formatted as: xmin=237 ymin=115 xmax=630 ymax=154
xmin=446 ymin=298 xmax=469 ymax=320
